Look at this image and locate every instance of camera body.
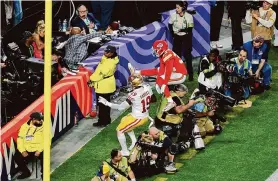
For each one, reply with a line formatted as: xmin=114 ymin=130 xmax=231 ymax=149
xmin=208 ymin=89 xmax=236 ymax=107
xmin=246 ymin=1 xmax=261 ymax=10
xmin=217 ymin=61 xmax=236 ymax=74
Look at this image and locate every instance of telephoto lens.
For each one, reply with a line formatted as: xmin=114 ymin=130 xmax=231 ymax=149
xmin=192 ymin=124 xmax=205 ymax=150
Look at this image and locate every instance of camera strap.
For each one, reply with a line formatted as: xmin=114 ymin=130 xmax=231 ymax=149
xmin=105 ymin=161 xmax=128 ymax=178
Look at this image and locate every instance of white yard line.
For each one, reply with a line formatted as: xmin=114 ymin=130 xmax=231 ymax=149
xmin=266 ymin=169 xmax=278 ymax=181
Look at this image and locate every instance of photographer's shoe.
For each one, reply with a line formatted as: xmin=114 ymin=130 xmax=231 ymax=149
xmin=210 ymin=41 xmax=217 ymax=49
xmin=165 ymin=162 xmax=177 ymax=172
xmin=216 ymin=41 xmax=223 ymax=48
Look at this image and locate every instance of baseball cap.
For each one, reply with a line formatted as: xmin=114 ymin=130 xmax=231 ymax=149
xmin=104 ymin=45 xmax=116 ymax=54
xmin=30 ymin=112 xmax=43 ymax=120
xmin=22 ymin=31 xmax=33 ymax=41
xmin=97 ymin=164 xmax=110 ymax=176
xmin=264 ymin=0 xmax=273 ymax=5
xmin=253 ymin=35 xmax=264 ymax=43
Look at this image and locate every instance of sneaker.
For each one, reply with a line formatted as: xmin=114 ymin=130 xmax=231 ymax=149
xmin=121 ymin=150 xmax=130 ymax=157
xmin=163 ymin=101 xmax=176 ymax=112
xmin=17 ymin=171 xmax=31 ymax=179
xmin=210 ymin=41 xmax=217 ymax=49
xmin=216 ymin=41 xmax=223 ymax=48
xmin=128 ymin=63 xmax=135 ymax=74
xmin=165 ymin=162 xmax=177 ymax=172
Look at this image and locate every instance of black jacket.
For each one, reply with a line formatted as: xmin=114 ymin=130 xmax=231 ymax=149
xmin=71 ymin=13 xmax=100 ymax=34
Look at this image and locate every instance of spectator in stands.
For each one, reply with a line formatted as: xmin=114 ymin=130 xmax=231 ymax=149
xmin=169 ymin=1 xmax=194 ymax=81
xmin=91 ymin=164 xmax=111 ymax=181
xmin=243 ymin=35 xmax=272 ymax=90
xmin=32 ymin=20 xmax=45 ymax=59
xmin=88 ymin=45 xmax=119 ymax=127
xmin=149 ymin=127 xmax=177 ymax=172
xmin=198 ymin=49 xmax=223 ymax=93
xmin=90 ymin=1 xmax=115 ymax=30
xmin=13 ymin=112 xmax=44 ymax=179
xmin=64 ymin=26 xmax=112 ymax=71
xmin=71 ymin=4 xmax=101 ymax=34
xmin=106 ymin=149 xmax=136 ymax=181
xmin=18 ymin=31 xmax=34 ymax=58
xmin=209 ymin=0 xmax=224 ymax=49
xmin=52 ymin=49 xmax=76 ymax=77
xmin=245 ymin=0 xmax=276 ymax=56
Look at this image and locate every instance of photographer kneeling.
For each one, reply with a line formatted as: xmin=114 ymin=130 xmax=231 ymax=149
xmin=198 ymin=49 xmax=223 ymax=93
xmin=224 ymin=49 xmax=253 ymax=101
xmin=155 ymin=84 xmax=197 ymax=148
xmin=149 ymin=127 xmax=177 ymax=173
xmin=105 ymin=149 xmax=136 ymax=181
xmin=190 ymin=91 xmax=222 ymax=137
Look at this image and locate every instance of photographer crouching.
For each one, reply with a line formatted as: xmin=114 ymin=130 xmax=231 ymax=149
xmin=198 ymin=49 xmax=223 ymax=93
xmin=224 ymin=49 xmax=253 ymax=102
xmin=155 ymin=84 xmax=200 ymax=151
xmin=243 ymin=35 xmax=272 ymax=90
xmin=190 ymin=90 xmax=222 ymax=137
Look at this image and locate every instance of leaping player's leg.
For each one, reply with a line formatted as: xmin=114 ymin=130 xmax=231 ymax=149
xmin=117 ymin=131 xmax=129 ymax=156
xmin=117 ymin=114 xmax=148 ymax=153
xmin=127 ymin=130 xmax=136 ymax=150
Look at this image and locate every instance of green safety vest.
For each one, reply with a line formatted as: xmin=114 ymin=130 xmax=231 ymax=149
xmin=156 ymin=92 xmax=184 ymax=124
xmin=235 ymin=58 xmax=249 ymax=74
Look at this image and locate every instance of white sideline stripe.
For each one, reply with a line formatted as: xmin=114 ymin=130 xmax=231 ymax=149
xmin=266 ymin=169 xmax=278 ymax=181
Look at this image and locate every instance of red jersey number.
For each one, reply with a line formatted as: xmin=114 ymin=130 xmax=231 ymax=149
xmin=141 ymin=95 xmax=151 ymax=113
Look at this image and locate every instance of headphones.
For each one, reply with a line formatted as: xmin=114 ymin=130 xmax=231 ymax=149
xmin=76 ymin=4 xmax=88 ymax=16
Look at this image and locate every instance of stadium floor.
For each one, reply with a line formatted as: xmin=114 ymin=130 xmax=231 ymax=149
xmin=49 ymin=21 xmax=278 ymax=181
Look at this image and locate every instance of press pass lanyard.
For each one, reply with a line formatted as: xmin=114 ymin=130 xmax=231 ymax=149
xmin=26 ymin=127 xmax=37 ymax=136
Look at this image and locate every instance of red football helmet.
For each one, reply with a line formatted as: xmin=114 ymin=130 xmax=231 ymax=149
xmin=152 ymin=40 xmax=168 ymax=57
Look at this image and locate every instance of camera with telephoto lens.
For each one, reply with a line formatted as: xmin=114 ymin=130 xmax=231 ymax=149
xmin=246 ymin=1 xmax=260 ymax=10
xmin=216 ymin=61 xmax=236 ymax=73
xmin=207 ymin=89 xmax=236 ymax=107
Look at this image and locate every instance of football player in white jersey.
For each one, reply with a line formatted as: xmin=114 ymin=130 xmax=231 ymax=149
xmin=98 ymin=74 xmax=156 ymax=156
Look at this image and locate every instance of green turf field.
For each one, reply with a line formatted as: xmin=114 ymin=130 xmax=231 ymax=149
xmin=51 ymin=47 xmax=278 ymax=181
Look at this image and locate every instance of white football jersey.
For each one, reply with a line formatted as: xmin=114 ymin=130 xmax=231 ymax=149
xmin=126 ymin=84 xmax=153 ymax=119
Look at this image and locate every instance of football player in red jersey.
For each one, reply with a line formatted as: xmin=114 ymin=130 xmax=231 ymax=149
xmin=129 ymin=40 xmax=188 ymax=112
